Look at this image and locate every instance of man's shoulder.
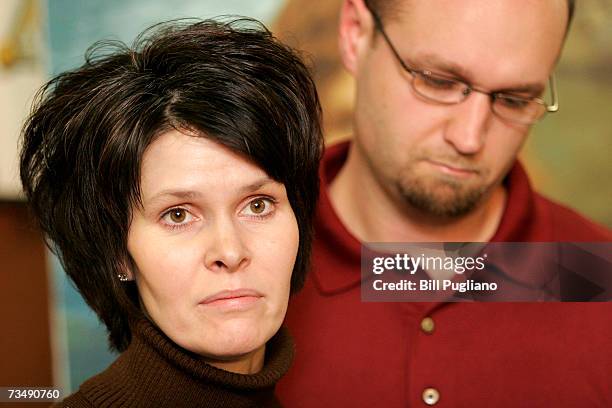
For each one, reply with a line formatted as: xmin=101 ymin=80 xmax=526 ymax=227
xmin=532 ymin=192 xmax=612 ymax=241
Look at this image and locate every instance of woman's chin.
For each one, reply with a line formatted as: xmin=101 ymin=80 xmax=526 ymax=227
xmin=186 ymin=321 xmax=277 ymax=360
xmin=206 ymin=333 xmax=264 ymax=358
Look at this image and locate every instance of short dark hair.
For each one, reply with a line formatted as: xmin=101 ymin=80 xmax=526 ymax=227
xmin=20 ymin=18 xmax=323 ymax=352
xmin=365 ymin=0 xmax=576 ymax=32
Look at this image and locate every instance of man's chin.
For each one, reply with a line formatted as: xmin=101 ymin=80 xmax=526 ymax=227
xmin=397 ymin=180 xmax=486 ymax=218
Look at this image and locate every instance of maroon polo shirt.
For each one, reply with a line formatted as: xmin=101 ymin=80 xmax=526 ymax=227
xmin=278 ymin=141 xmax=612 ymax=407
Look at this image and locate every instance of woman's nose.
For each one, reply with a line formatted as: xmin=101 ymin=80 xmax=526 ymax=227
xmin=203 ymin=218 xmax=251 ymax=273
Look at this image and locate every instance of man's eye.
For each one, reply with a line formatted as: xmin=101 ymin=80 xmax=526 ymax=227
xmin=497 ymin=95 xmax=530 ymax=110
xmin=240 ymin=197 xmax=275 ymax=218
xmin=162 ymin=208 xmax=193 ymax=225
xmin=421 ymin=74 xmax=458 ymax=90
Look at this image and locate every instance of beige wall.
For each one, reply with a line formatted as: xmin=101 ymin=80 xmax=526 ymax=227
xmin=0 ymin=0 xmax=47 ymax=199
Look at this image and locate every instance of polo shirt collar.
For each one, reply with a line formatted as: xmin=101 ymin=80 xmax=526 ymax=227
xmin=312 ymin=140 xmax=542 ymax=295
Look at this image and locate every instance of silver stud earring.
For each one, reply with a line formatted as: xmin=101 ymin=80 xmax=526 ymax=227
xmin=117 ymin=272 xmax=129 ymax=282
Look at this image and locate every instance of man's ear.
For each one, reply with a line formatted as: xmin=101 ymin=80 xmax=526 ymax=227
xmin=338 ymin=0 xmax=376 ymax=75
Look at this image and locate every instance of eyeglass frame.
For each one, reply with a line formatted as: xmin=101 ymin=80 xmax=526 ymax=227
xmin=368 ymin=9 xmax=559 ymax=125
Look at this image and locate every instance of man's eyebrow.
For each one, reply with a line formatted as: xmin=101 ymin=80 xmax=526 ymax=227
xmin=410 ymin=53 xmax=473 ymax=80
xmin=411 ymin=53 xmax=546 ymax=95
xmin=497 ymin=83 xmax=545 ymax=96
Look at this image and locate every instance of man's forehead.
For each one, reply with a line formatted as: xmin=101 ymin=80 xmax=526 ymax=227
xmin=384 ymin=0 xmax=568 ymax=83
xmin=388 ymin=0 xmax=569 ymax=23
xmin=389 ymin=0 xmax=568 ymax=48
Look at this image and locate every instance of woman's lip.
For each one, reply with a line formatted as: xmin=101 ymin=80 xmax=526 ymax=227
xmin=199 ymin=289 xmax=263 ymax=305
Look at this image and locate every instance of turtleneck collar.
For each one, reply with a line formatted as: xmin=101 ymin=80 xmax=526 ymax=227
xmin=63 ymin=318 xmax=294 ymax=408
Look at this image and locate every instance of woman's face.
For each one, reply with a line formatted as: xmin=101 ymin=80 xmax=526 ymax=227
xmin=127 ymin=130 xmax=298 ymax=371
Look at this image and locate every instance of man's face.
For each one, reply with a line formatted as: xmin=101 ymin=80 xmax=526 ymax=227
xmin=347 ymin=0 xmax=568 ymax=217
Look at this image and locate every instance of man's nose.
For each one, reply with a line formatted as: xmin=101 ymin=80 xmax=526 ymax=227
xmin=203 ymin=218 xmax=250 ymax=273
xmin=444 ymin=92 xmax=492 ymax=155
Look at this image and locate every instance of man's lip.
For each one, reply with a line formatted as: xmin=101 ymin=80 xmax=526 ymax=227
xmin=199 ymin=289 xmax=263 ymax=305
xmin=426 ymin=160 xmax=478 ymax=175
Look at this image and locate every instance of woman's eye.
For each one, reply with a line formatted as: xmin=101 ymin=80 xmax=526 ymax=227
xmin=241 ymin=197 xmax=275 ymax=218
xmin=161 ymin=208 xmax=194 ymax=226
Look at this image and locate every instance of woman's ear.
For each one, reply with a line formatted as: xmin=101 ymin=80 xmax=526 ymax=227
xmin=117 ymin=258 xmax=135 ymax=282
xmin=117 ymin=271 xmax=131 ymax=282
xmin=338 ymin=0 xmax=376 ymax=75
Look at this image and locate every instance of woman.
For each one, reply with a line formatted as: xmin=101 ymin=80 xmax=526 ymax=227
xmin=20 ymin=18 xmax=322 ymax=407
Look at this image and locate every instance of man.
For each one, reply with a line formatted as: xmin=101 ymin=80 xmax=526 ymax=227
xmin=277 ymin=0 xmax=612 ymax=406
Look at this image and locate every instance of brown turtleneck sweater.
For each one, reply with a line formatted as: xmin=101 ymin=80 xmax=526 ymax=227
xmin=56 ymin=319 xmax=294 ymax=407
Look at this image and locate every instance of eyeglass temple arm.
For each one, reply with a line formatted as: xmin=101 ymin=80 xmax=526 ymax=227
xmin=547 ymin=75 xmax=559 ymax=112
xmin=370 ymin=12 xmax=416 ymax=76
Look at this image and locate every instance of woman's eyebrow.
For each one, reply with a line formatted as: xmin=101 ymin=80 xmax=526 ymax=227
xmin=147 ymin=189 xmax=202 ymax=204
xmin=146 ymin=177 xmax=277 ymax=204
xmin=237 ymin=177 xmax=277 ymax=194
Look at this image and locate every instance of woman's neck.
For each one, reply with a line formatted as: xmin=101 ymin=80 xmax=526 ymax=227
xmin=205 ymin=344 xmax=266 ymax=374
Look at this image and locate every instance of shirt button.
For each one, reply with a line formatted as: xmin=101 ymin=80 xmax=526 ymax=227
xmin=420 ymin=317 xmax=435 ymax=334
xmin=422 ymin=387 xmax=440 ymax=405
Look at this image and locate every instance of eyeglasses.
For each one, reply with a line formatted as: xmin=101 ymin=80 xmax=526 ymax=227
xmin=369 ymin=11 xmax=559 ymax=125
